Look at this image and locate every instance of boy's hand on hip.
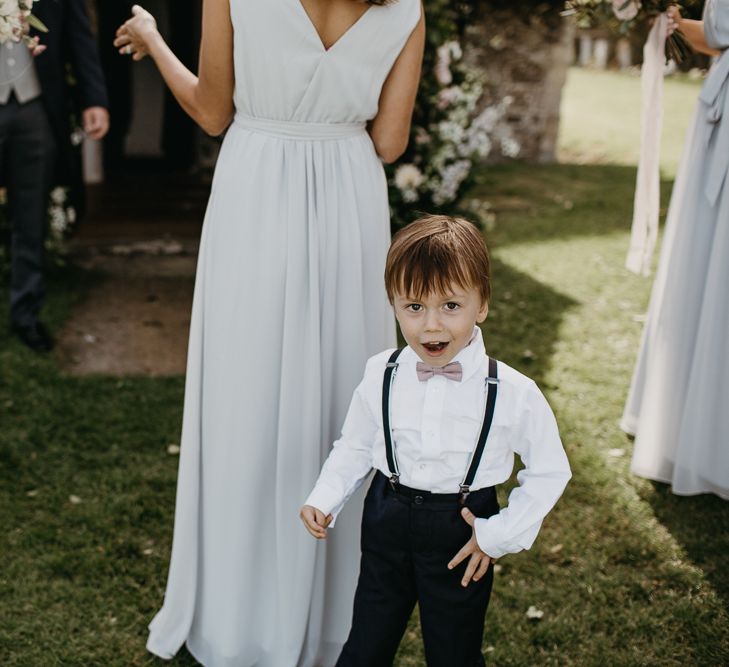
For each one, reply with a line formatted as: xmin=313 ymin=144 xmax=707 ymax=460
xmin=448 ymin=507 xmax=495 ymax=587
xmin=299 ymin=505 xmax=333 ymax=539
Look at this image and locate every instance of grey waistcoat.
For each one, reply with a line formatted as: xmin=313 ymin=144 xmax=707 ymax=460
xmin=0 ymin=41 xmax=41 ymax=104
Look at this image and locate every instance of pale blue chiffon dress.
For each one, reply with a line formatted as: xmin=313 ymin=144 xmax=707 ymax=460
xmin=145 ymin=1 xmax=422 ymax=665
xmin=622 ymin=0 xmax=729 ymax=500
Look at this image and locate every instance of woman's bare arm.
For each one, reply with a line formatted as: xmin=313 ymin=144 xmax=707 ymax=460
xmin=114 ymin=2 xmax=234 ymax=136
xmin=668 ymin=6 xmax=721 ymax=57
xmin=369 ymin=4 xmax=425 ymax=164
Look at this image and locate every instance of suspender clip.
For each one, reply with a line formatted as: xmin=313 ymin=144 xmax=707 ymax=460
xmin=485 ymin=376 xmax=500 ymax=386
xmin=458 ymin=484 xmax=471 ymax=505
xmin=388 ymin=473 xmax=400 ymax=491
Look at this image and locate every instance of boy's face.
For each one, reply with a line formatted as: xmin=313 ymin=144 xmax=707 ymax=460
xmin=393 ymin=283 xmax=488 ymax=367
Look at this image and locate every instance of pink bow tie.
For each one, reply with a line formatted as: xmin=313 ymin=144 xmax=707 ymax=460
xmin=416 ymin=361 xmax=463 ymax=382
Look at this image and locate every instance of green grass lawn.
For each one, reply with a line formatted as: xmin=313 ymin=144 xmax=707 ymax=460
xmin=2 ymin=163 xmax=728 ymax=666
xmin=2 ymin=68 xmax=728 ymax=666
xmin=559 ymin=67 xmax=703 ymax=178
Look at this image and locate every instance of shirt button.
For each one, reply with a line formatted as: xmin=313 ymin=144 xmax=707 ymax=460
xmin=419 ymin=464 xmax=426 ymax=470
xmin=414 ymin=495 xmax=424 ymax=505
xmin=7 ymin=58 xmax=15 ymax=67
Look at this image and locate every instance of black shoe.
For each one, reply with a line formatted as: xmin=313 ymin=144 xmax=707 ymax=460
xmin=11 ymin=321 xmax=54 ymax=352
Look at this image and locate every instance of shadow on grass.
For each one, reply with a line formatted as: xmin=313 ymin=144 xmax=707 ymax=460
xmin=482 ymin=257 xmax=577 ymax=387
xmin=469 ymin=162 xmax=675 ymax=249
xmin=645 ymin=483 xmax=729 ymax=612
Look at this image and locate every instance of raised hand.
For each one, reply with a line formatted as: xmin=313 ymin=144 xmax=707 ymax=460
xmin=113 ymin=5 xmax=158 ymax=62
xmin=447 ymin=507 xmax=495 ymax=587
xmin=299 ymin=505 xmax=333 ymax=539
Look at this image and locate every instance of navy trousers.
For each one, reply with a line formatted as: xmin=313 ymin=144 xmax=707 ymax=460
xmin=337 ymin=472 xmax=500 ymax=667
xmin=0 ymin=95 xmax=56 ymax=328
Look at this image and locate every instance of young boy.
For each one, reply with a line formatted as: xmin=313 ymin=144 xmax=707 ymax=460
xmin=300 ymin=215 xmax=571 ymax=667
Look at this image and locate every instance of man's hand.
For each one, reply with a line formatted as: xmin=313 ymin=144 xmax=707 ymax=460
xmin=300 ymin=505 xmax=333 ymax=540
xmin=82 ymin=107 xmax=110 ymax=140
xmin=447 ymin=507 xmax=495 ymax=587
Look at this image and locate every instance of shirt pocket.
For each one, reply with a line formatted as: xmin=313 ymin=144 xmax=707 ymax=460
xmin=452 ymin=413 xmax=512 ymax=461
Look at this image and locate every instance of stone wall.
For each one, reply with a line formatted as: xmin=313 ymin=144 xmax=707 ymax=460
xmin=465 ymin=2 xmax=574 ymax=164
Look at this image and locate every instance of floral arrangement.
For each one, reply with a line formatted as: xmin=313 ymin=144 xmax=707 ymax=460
xmin=0 ymin=0 xmax=48 ymax=51
xmin=0 ymin=186 xmax=75 ymax=280
xmin=564 ymin=1 xmax=705 ymax=60
xmin=387 ymin=1 xmax=519 ymax=230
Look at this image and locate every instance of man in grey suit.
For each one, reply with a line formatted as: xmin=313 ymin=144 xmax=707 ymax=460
xmin=1 ymin=1 xmax=109 ymax=352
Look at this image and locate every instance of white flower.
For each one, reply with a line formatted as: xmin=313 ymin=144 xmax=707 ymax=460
xmin=66 ymin=207 xmax=76 ymax=224
xmin=431 ymin=159 xmax=471 ymax=206
xmin=500 ymin=136 xmax=520 ymax=158
xmin=0 ymin=2 xmax=21 ymax=18
xmin=402 ymin=189 xmax=419 ymax=203
xmin=437 ymin=86 xmax=462 ymax=110
xmin=437 ymin=120 xmax=465 ymax=144
xmin=436 ymin=43 xmax=452 ymax=67
xmin=394 ymin=164 xmax=424 ymax=192
xmin=612 ymin=0 xmax=640 ymax=21
xmin=50 ymin=186 xmax=66 ymax=205
xmin=526 ymin=605 xmax=545 ymax=620
xmin=414 ymin=127 xmax=431 ymax=145
xmin=444 ymin=40 xmax=462 ymax=61
xmin=434 ymin=61 xmax=452 ymax=86
xmin=167 ymin=444 xmax=181 ymax=455
xmin=69 ymin=494 xmax=82 ymax=505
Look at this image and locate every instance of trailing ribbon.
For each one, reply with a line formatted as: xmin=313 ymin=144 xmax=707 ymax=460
xmin=625 ymin=13 xmax=668 ymax=276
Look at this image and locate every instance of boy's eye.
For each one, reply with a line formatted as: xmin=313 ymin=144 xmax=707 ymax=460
xmin=406 ymin=303 xmax=423 ymax=312
xmin=445 ymin=302 xmax=460 ymax=311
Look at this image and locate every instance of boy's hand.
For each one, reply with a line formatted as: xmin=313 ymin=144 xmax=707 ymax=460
xmin=299 ymin=505 xmax=333 ymax=539
xmin=448 ymin=507 xmax=495 ymax=587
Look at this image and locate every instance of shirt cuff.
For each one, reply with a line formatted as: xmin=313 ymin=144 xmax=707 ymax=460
xmin=304 ymin=484 xmax=345 ymax=525
xmin=474 ymin=513 xmax=511 ymax=560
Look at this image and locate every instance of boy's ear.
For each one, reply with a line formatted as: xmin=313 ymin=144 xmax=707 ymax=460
xmin=476 ymin=302 xmax=489 ymax=323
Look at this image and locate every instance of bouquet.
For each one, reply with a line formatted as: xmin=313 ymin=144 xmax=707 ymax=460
xmin=564 ymin=1 xmax=696 ymax=61
xmin=0 ymin=0 xmax=48 ymax=51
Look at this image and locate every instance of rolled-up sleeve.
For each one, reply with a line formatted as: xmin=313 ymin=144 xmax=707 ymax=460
xmin=474 ymin=382 xmax=571 ymax=559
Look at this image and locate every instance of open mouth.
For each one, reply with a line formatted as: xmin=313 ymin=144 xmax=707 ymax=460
xmin=422 ymin=341 xmax=449 ymax=355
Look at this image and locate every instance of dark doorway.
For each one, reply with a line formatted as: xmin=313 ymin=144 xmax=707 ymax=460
xmin=85 ymin=0 xmax=213 ymax=238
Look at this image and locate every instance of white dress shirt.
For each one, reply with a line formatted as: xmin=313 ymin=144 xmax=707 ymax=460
xmin=305 ymin=327 xmax=572 ymax=559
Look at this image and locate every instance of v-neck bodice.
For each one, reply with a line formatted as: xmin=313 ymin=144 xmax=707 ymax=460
xmin=296 ymin=0 xmax=373 ymax=52
xmin=230 ymin=0 xmax=421 ymax=125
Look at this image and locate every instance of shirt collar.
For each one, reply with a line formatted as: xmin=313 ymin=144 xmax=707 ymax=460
xmin=404 ymin=326 xmax=487 ymax=383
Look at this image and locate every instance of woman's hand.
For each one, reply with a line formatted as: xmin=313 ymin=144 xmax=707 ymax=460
xmin=666 ymin=5 xmax=682 ymax=37
xmin=300 ymin=505 xmax=333 ymax=539
xmin=114 ymin=5 xmax=159 ymax=62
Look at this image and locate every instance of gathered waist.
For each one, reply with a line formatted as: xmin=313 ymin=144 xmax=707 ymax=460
xmin=233 ymin=113 xmax=367 ymax=140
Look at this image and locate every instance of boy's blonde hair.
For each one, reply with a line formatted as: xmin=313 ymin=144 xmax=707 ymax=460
xmin=384 ymin=214 xmax=491 ymax=305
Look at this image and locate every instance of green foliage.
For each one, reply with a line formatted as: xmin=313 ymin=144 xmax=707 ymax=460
xmin=387 ymin=1 xmax=518 ymax=230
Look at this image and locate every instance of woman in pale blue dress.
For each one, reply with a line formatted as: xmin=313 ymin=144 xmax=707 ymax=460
xmin=622 ymin=0 xmax=729 ymax=500
xmin=114 ymin=1 xmax=425 ymax=664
